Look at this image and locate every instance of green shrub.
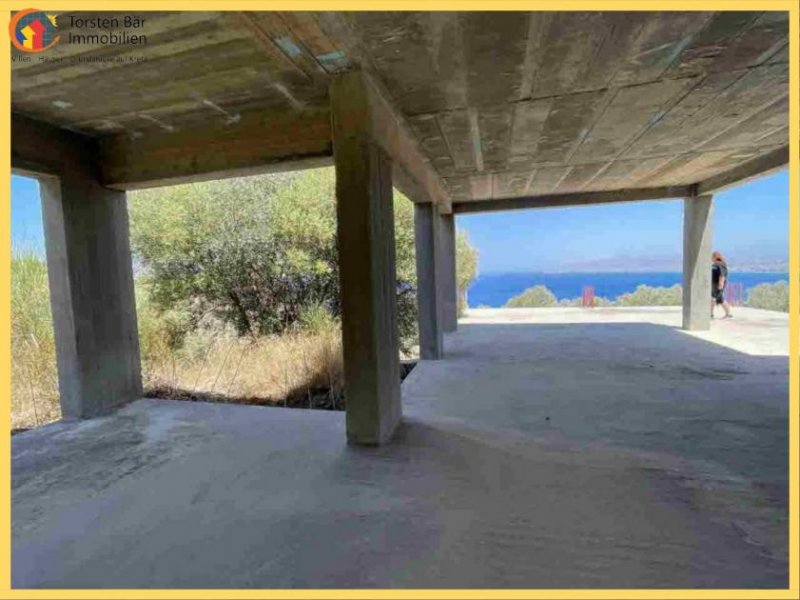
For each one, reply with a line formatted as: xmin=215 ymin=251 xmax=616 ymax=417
xmin=505 ymin=285 xmax=557 ymax=308
xmin=129 ymin=168 xmax=478 ymax=354
xmin=616 ymin=284 xmax=682 ymax=306
xmin=135 ymin=277 xmax=195 ymax=372
xmin=747 ymin=281 xmax=789 ymax=312
xmin=129 ymin=171 xmax=338 ymax=338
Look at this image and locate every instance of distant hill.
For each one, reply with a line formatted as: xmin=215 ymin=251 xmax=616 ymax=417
xmin=550 ymin=255 xmax=788 ymax=274
xmin=733 ymin=260 xmax=789 ymax=273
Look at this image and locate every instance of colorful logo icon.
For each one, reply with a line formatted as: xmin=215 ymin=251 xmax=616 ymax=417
xmin=10 ymin=9 xmax=59 ymax=53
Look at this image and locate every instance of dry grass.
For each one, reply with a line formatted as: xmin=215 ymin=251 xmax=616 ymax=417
xmin=12 ymin=313 xmax=345 ymax=431
xmin=11 ymin=252 xmax=61 ymax=431
xmin=142 ymin=320 xmax=344 ymax=410
xmin=11 ymin=340 xmax=61 ymax=431
xmin=11 ymin=251 xmax=347 ymax=430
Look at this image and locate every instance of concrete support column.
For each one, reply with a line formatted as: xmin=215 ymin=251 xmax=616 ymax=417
xmin=40 ymin=173 xmax=142 ymax=419
xmin=438 ymin=213 xmax=458 ymax=332
xmin=682 ymin=194 xmax=714 ymax=331
xmin=330 ymin=72 xmax=401 ymax=445
xmin=414 ymin=203 xmax=443 ymax=359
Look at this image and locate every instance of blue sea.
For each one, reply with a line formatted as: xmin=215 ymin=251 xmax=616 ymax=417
xmin=467 ymin=271 xmax=789 ymax=308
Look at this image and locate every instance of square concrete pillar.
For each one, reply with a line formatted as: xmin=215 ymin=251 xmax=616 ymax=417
xmin=682 ymin=194 xmax=714 ymax=331
xmin=438 ymin=213 xmax=458 ymax=332
xmin=330 ymin=72 xmax=401 ymax=445
xmin=39 ymin=173 xmax=142 ymax=419
xmin=414 ymin=203 xmax=443 ymax=359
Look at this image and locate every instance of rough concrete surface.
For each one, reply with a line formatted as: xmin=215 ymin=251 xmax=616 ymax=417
xmin=12 ymin=13 xmax=789 ymax=200
xmin=12 ymin=307 xmax=788 ymax=588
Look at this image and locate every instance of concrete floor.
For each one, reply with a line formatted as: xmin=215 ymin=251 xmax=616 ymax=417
xmin=12 ymin=307 xmax=788 ymax=588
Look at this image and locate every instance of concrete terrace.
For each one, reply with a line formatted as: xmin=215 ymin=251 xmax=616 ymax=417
xmin=12 ymin=307 xmax=789 ymax=588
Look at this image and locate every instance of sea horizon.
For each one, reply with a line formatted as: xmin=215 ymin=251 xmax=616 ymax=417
xmin=467 ymin=270 xmax=789 ymax=308
xmin=477 ymin=267 xmax=789 ymax=275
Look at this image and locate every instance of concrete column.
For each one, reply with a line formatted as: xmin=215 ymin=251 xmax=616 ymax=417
xmin=438 ymin=213 xmax=458 ymax=332
xmin=39 ymin=172 xmax=142 ymax=419
xmin=414 ymin=203 xmax=443 ymax=359
xmin=682 ymin=194 xmax=714 ymax=331
xmin=330 ymin=72 xmax=401 ymax=445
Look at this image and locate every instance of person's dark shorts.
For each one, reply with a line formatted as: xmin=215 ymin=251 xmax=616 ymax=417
xmin=712 ymin=288 xmax=725 ymax=304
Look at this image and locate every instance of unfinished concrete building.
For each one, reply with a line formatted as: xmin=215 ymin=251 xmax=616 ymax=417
xmin=11 ymin=11 xmax=792 ymax=588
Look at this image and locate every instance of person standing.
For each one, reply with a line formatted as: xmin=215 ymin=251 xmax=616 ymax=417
xmin=711 ymin=251 xmax=732 ymax=319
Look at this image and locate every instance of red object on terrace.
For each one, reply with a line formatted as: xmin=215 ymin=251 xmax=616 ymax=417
xmin=582 ymin=285 xmax=595 ymax=308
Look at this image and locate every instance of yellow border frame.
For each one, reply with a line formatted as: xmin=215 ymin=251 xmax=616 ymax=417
xmin=1 ymin=1 xmax=797 ymax=598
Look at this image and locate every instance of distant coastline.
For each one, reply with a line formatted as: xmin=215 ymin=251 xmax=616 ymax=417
xmin=467 ymin=270 xmax=789 ymax=308
xmin=481 ymin=264 xmax=789 ymax=275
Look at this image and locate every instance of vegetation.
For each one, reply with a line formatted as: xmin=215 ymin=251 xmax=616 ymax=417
xmin=456 ymin=231 xmax=479 ymax=314
xmin=507 ymin=281 xmax=791 ymax=312
xmin=746 ymin=281 xmax=789 ymax=312
xmin=11 ymin=250 xmax=59 ymax=430
xmin=505 ymin=285 xmax=557 ymax=308
xmin=508 ymin=284 xmax=683 ymax=308
xmin=616 ymin=284 xmax=682 ymax=306
xmin=11 ymin=169 xmax=479 ymax=430
xmin=129 ymin=171 xmax=340 ymax=340
xmin=129 ymin=169 xmax=433 ymax=353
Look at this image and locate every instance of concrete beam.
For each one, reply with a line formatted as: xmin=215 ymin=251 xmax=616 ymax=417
xmin=452 ymin=185 xmax=693 ymax=214
xmin=682 ymin=194 xmax=714 ymax=331
xmin=353 ymin=71 xmax=452 ymax=213
xmin=11 ymin=113 xmax=97 ymax=177
xmin=696 ymin=145 xmax=789 ymax=195
xmin=414 ymin=204 xmax=443 ymax=359
xmin=330 ymin=71 xmax=402 ymax=445
xmin=438 ymin=214 xmax=458 ymax=332
xmin=99 ymin=108 xmax=333 ymax=190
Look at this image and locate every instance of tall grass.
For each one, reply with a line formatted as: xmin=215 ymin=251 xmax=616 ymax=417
xmin=142 ymin=307 xmax=344 ymax=410
xmin=11 ymin=250 xmax=60 ymax=430
xmin=10 ymin=258 xmax=346 ymax=430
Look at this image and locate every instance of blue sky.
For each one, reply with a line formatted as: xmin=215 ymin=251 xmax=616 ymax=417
xmin=458 ymin=170 xmax=789 ymax=273
xmin=12 ymin=169 xmax=789 ymax=272
xmin=11 ymin=175 xmax=44 ymax=254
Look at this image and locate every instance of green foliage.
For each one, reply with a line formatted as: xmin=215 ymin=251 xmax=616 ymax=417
xmin=297 ymin=302 xmax=338 ymax=335
xmin=129 ymin=168 xmax=479 ymax=354
xmin=616 ymin=284 xmax=682 ymax=306
xmin=392 ymin=195 xmax=419 ymax=352
xmin=129 ymin=171 xmax=338 ymax=338
xmin=510 ymin=284 xmax=677 ymax=308
xmin=747 ymin=281 xmax=789 ymax=312
xmin=456 ymin=230 xmax=479 ymax=315
xmin=134 ymin=277 xmax=194 ymax=371
xmin=505 ymin=285 xmax=557 ymax=308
